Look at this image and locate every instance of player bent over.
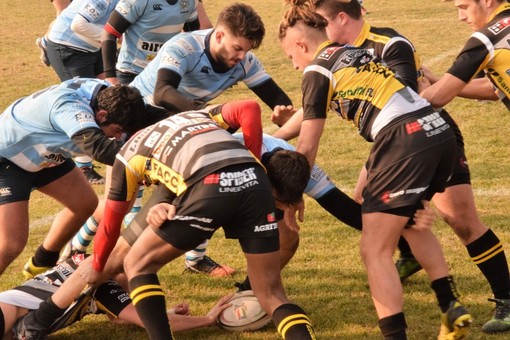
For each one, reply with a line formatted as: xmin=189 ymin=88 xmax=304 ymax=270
xmin=14 ymin=111 xmax=316 ymax=340
xmin=0 ymin=79 xmax=144 ymax=278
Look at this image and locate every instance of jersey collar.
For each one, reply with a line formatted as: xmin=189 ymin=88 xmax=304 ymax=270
xmin=352 ymin=21 xmax=371 ymax=47
xmin=487 ymin=3 xmax=510 ymax=23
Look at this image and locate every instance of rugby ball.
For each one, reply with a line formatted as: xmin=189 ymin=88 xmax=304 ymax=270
xmin=217 ymin=290 xmax=272 ymax=331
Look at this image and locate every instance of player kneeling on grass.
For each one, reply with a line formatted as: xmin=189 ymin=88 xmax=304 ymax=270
xmin=13 ymin=111 xmax=316 ymax=340
xmin=1 ymin=253 xmax=232 ymax=339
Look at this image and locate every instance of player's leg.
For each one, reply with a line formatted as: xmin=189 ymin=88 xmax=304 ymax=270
xmin=1 ymin=302 xmax=25 ymax=337
xmin=0 ymin=201 xmax=29 ymax=276
xmin=24 ymin=166 xmax=97 ymax=278
xmin=183 ymin=239 xmax=235 ymax=277
xmin=240 ymin=228 xmax=315 ymax=338
xmin=124 ymin=226 xmax=186 ymax=340
xmin=360 ymin=211 xmax=408 ymax=338
xmin=433 ymin=183 xmax=510 ymax=333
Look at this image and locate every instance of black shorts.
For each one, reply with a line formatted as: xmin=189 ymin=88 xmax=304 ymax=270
xmin=124 ymin=163 xmax=280 ymax=254
xmin=362 ymin=109 xmax=456 ymax=216
xmin=93 ymin=280 xmax=131 ymax=317
xmin=441 ymin=109 xmax=471 ymax=187
xmin=0 ymin=158 xmax=76 ymax=205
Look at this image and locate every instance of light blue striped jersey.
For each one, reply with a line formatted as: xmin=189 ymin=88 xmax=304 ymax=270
xmin=130 ymin=29 xmax=270 ymax=105
xmin=115 ymin=0 xmax=198 ymax=75
xmin=0 ymin=79 xmax=109 ymax=172
xmin=48 ymin=0 xmax=119 ymax=52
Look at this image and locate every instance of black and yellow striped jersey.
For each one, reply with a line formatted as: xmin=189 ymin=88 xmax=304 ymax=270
xmin=108 ymin=111 xmax=257 ymax=202
xmin=352 ymin=22 xmax=423 ymax=92
xmin=302 ymin=41 xmax=430 ymax=142
xmin=447 ymin=3 xmax=510 ymax=109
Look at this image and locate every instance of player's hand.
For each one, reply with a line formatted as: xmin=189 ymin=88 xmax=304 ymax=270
xmin=205 ymin=293 xmax=233 ymax=326
xmin=276 ymin=198 xmax=305 ymax=232
xmin=271 ymin=105 xmax=296 ymax=127
xmin=168 ymin=303 xmax=190 ymax=316
xmin=79 ymin=257 xmax=103 ymax=286
xmin=146 ymin=203 xmax=176 ymax=227
xmin=411 ymin=200 xmax=436 ymax=231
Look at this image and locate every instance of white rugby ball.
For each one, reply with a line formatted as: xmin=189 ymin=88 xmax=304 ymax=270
xmin=217 ymin=290 xmax=272 ymax=331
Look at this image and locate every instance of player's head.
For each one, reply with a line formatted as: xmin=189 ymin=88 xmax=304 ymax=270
xmin=454 ymin=0 xmax=504 ymax=31
xmin=312 ymin=0 xmax=363 ymax=44
xmin=95 ymin=85 xmax=145 ymax=139
xmin=262 ymin=148 xmax=310 ymax=205
xmin=212 ymin=3 xmax=265 ymax=68
xmin=279 ymin=0 xmax=329 ymax=70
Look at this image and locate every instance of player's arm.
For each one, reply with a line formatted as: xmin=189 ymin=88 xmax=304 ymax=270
xmin=381 ymin=39 xmax=419 ymax=91
xmin=153 ymin=68 xmax=205 ymax=112
xmin=250 ymin=79 xmax=294 ymax=127
xmin=101 ymin=10 xmax=132 ymax=83
xmin=92 ymin=156 xmax=141 ymax=272
xmin=296 ymin=118 xmax=326 ymax=168
xmin=210 ymin=101 xmax=263 ymax=159
xmin=71 ymin=127 xmax=123 ymax=165
xmin=420 ymin=73 xmax=468 ymax=108
xmin=272 ymin=107 xmax=303 ymax=141
xmin=422 ymin=66 xmax=498 ymax=102
xmin=196 ymin=0 xmax=213 ymax=29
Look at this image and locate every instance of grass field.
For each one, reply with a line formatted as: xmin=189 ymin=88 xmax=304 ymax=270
xmin=1 ymin=0 xmax=510 ymax=339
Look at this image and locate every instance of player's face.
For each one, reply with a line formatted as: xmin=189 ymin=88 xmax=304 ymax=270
xmin=215 ymin=29 xmax=254 ymax=68
xmin=280 ymin=29 xmax=310 ymax=71
xmin=100 ymin=123 xmax=125 ymax=140
xmin=454 ymin=0 xmax=489 ymax=30
xmin=315 ymin=9 xmax=350 ymax=45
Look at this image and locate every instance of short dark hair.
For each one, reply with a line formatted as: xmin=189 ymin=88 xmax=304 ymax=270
xmin=262 ymin=149 xmax=310 ymax=204
xmin=96 ymin=85 xmax=145 ymax=133
xmin=217 ymin=3 xmax=265 ymax=49
xmin=313 ymin=0 xmax=362 ymax=21
xmin=279 ymin=0 xmax=329 ymax=40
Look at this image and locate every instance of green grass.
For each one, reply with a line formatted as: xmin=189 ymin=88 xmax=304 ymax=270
xmin=1 ymin=0 xmax=510 ymax=339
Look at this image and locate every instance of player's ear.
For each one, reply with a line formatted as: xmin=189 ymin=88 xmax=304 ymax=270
xmin=296 ymin=40 xmax=308 ymax=53
xmin=214 ymin=29 xmax=225 ymax=44
xmin=95 ymin=109 xmax=109 ymax=124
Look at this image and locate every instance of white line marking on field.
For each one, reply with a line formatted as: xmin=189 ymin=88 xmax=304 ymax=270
xmin=422 ymin=49 xmax=460 ymax=66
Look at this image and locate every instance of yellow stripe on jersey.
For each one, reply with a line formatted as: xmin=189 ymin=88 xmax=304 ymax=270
xmin=148 ymin=158 xmax=187 ymax=196
xmin=121 ymin=154 xmax=149 ymax=201
xmin=331 ymin=62 xmax=405 ymax=110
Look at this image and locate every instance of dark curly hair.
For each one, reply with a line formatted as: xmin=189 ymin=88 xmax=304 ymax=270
xmin=217 ymin=3 xmax=265 ymax=49
xmin=96 ymin=85 xmax=145 ymax=134
xmin=262 ymin=149 xmax=310 ymax=204
xmin=279 ymin=0 xmax=329 ymax=40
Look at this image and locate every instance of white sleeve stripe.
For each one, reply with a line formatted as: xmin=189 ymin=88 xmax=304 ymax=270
xmin=382 ymin=37 xmax=414 ymax=59
xmin=304 ymin=65 xmax=336 ymax=88
xmin=472 ymin=32 xmax=495 ymax=61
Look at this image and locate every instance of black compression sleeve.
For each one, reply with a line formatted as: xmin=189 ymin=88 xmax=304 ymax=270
xmin=71 ymin=128 xmax=124 ymax=165
xmin=101 ymin=11 xmax=132 ymax=78
xmin=183 ymin=18 xmax=200 ymax=32
xmin=316 ymin=188 xmax=362 ymax=231
xmin=250 ymin=79 xmax=292 ymax=109
xmin=154 ymin=68 xmax=204 ymax=112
